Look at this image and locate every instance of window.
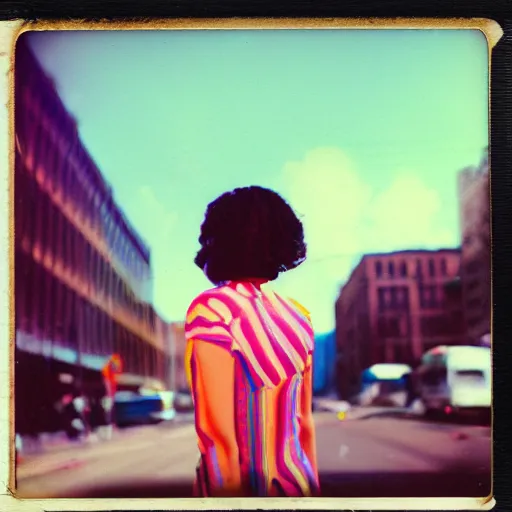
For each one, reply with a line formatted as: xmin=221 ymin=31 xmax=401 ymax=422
xmin=399 ymin=261 xmax=407 ymax=277
xmin=428 ymin=259 xmax=436 ymax=277
xmin=430 ymin=285 xmax=438 ymax=307
xmin=35 ymin=266 xmax=46 ymax=336
xmin=440 ymin=258 xmax=447 ymax=276
xmin=378 ymin=287 xmax=386 ymax=312
xmin=34 ymin=188 xmax=45 ymax=252
xmin=416 ymin=259 xmax=423 ymax=277
xmin=379 ymin=286 xmax=409 ymax=312
xmin=39 ymin=193 xmax=51 ymax=258
xmin=455 ymin=370 xmax=485 ymax=384
xmin=53 ymin=281 xmax=64 ymax=343
xmin=33 ymin=121 xmax=48 ymax=171
xmin=390 ymin=287 xmax=397 ymax=308
xmin=45 ymin=131 xmax=58 ymax=190
xmin=396 ymin=286 xmax=410 ymax=310
xmin=61 ymin=216 xmax=69 ymax=269
xmin=375 ymin=260 xmax=383 ymax=278
xmin=43 ymin=271 xmax=54 ymax=340
xmin=388 ymin=261 xmax=395 ymax=278
xmin=63 ymin=287 xmax=77 ymax=349
xmin=420 ymin=284 xmax=439 ymax=309
xmin=85 ymin=303 xmax=95 ymax=354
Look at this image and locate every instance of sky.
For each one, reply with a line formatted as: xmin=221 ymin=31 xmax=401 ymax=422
xmin=25 ymin=29 xmax=488 ymax=333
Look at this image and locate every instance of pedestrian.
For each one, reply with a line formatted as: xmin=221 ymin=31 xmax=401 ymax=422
xmin=185 ymin=186 xmax=320 ymax=498
xmin=59 ymin=391 xmax=86 ymax=441
xmin=100 ymin=354 xmax=122 ymax=440
xmin=403 ymin=371 xmax=417 ymax=408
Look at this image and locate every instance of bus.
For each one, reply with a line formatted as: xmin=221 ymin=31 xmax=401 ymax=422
xmin=417 ymin=345 xmax=491 ymax=417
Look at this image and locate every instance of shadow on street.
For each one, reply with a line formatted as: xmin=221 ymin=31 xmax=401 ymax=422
xmin=63 ymin=470 xmax=490 ymax=499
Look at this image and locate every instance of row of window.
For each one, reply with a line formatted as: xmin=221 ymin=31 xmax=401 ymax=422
xmin=376 ymin=311 xmax=464 ymax=341
xmin=16 ymin=87 xmax=150 ymax=286
xmin=377 ymin=286 xmax=410 ymax=312
xmin=15 ymin=162 xmax=153 ymax=331
xmin=418 ymin=284 xmax=444 ymax=309
xmin=375 ymin=257 xmax=449 ymax=279
xmin=377 ymin=284 xmax=452 ymax=312
xmin=15 ymin=250 xmax=168 ymax=382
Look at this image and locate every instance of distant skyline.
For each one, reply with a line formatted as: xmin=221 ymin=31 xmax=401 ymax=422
xmin=25 ymin=29 xmax=488 ymax=333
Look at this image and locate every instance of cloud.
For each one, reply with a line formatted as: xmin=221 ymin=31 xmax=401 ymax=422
xmin=273 ymin=147 xmax=458 ymax=333
xmin=281 ymin=147 xmax=371 ymax=261
xmin=363 ymin=173 xmax=456 ymax=252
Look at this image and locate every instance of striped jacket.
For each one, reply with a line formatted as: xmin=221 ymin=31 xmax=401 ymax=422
xmin=185 ymin=280 xmax=320 ymax=497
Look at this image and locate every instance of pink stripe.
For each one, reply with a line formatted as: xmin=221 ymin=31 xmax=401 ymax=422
xmin=239 ymin=318 xmax=282 ymax=386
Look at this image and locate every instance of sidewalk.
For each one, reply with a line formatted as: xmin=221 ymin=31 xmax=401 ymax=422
xmin=17 ymin=418 xmax=193 ymax=480
xmin=313 ymin=397 xmax=410 ymax=421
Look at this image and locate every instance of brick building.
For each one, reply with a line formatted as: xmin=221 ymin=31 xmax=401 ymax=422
xmin=335 ymin=249 xmax=464 ymax=399
xmin=14 ymin=36 xmax=170 ymax=436
xmin=458 ymin=149 xmax=491 ymax=345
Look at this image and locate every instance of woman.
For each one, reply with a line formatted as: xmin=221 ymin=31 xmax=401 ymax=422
xmin=185 ymin=186 xmax=320 ymax=498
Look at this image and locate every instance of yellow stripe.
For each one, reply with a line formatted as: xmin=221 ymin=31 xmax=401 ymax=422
xmin=186 ymin=325 xmax=232 ymax=341
xmin=283 ymin=425 xmax=311 ymax=496
xmin=208 ymin=297 xmax=233 ymax=324
xmin=288 ymin=298 xmax=311 ymax=321
xmin=187 ymin=302 xmax=221 ymax=324
xmin=184 ymin=339 xmax=194 ymax=391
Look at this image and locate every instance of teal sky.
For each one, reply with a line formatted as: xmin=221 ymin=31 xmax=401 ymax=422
xmin=26 ymin=29 xmax=488 ymax=333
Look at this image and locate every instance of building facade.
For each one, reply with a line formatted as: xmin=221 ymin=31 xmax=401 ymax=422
xmin=14 ymin=37 xmax=170 ymax=435
xmin=168 ymin=322 xmax=188 ymax=392
xmin=458 ymin=149 xmax=491 ymax=345
xmin=335 ymin=249 xmax=464 ymax=399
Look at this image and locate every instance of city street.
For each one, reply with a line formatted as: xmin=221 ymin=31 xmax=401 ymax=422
xmin=15 ymin=410 xmax=491 ymax=499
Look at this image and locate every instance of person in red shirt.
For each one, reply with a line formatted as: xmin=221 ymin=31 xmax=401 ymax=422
xmin=100 ymin=354 xmax=122 ymax=439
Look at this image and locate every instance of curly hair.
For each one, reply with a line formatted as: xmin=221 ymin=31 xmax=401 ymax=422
xmin=194 ymin=186 xmax=307 ymax=285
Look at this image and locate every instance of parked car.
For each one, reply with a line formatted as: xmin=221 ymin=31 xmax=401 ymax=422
xmin=114 ymin=390 xmax=176 ymax=427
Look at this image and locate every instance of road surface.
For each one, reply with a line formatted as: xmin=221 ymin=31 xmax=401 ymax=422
xmin=15 ymin=411 xmax=491 ymax=499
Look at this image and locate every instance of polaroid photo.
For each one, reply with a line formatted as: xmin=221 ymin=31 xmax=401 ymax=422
xmin=0 ymin=17 xmax=501 ymax=511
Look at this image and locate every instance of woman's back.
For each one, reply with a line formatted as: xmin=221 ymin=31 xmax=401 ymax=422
xmin=185 ymin=280 xmax=319 ymax=497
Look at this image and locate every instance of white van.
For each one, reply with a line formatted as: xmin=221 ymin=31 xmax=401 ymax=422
xmin=417 ymin=345 xmax=491 ymax=415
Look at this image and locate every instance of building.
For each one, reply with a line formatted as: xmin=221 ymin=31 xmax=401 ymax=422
xmin=168 ymin=322 xmax=188 ymax=392
xmin=335 ymin=249 xmax=464 ymax=399
xmin=14 ymin=36 xmax=170 ymax=436
xmin=458 ymin=149 xmax=491 ymax=345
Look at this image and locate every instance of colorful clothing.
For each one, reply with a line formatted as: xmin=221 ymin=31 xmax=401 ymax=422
xmin=185 ymin=280 xmax=320 ymax=497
